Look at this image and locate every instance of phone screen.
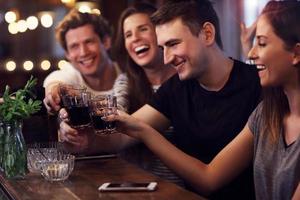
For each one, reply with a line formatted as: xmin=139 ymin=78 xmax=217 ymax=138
xmin=98 ymin=182 xmax=157 ymax=192
xmin=108 ymin=183 xmax=149 ymax=188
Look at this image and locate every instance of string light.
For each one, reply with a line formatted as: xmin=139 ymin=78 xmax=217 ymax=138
xmin=23 ymin=60 xmax=34 ymax=71
xmin=76 ymin=1 xmax=98 ymax=14
xmin=40 ymin=60 xmax=51 ymax=70
xmin=58 ymin=60 xmax=69 ymax=69
xmin=91 ymin=8 xmax=101 ymax=15
xmin=26 ymin=16 xmax=39 ymax=30
xmin=5 ymin=11 xmax=17 ymax=23
xmin=8 ymin=22 xmax=18 ymax=34
xmin=40 ymin=12 xmax=53 ymax=28
xmin=6 ymin=61 xmax=16 ymax=71
xmin=17 ymin=19 xmax=27 ymax=32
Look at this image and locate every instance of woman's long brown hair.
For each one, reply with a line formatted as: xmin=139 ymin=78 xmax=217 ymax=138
xmin=260 ymin=1 xmax=300 ymax=143
xmin=112 ymin=3 xmax=157 ymax=114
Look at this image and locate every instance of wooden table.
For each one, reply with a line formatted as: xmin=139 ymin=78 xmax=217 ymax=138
xmin=0 ymin=156 xmax=205 ymax=200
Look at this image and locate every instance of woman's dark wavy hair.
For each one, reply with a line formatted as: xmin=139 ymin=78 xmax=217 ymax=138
xmin=112 ymin=3 xmax=157 ymax=114
xmin=260 ymin=0 xmax=300 ymax=143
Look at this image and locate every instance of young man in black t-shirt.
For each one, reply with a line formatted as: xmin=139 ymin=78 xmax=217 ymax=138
xmin=60 ymin=1 xmax=261 ymax=199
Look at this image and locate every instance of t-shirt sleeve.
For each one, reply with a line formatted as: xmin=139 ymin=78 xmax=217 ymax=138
xmin=112 ymin=73 xmax=129 ymax=112
xmin=247 ymin=102 xmax=263 ymax=137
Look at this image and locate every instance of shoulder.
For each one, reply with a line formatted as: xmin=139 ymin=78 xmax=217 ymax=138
xmin=113 ymin=73 xmax=129 ymax=94
xmin=248 ymin=102 xmax=263 ymax=135
xmin=114 ymin=73 xmax=128 ymax=86
xmin=116 ymin=73 xmax=128 ymax=81
xmin=113 ymin=62 xmax=123 ymax=76
xmin=160 ymin=74 xmax=181 ymax=88
xmin=233 ymin=59 xmax=259 ymax=77
xmin=43 ymin=64 xmax=81 ymax=87
xmin=231 ymin=59 xmax=261 ymax=91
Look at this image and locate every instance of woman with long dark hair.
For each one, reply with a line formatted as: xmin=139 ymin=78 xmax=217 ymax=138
xmin=112 ymin=3 xmax=175 ymax=114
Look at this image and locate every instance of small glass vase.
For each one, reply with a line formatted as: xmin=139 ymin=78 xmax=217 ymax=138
xmin=2 ymin=120 xmax=27 ymax=179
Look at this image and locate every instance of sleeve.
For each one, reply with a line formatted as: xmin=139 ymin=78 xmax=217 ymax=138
xmin=247 ymin=102 xmax=263 ymax=137
xmin=43 ymin=65 xmax=79 ymax=89
xmin=112 ymin=73 xmax=129 ymax=112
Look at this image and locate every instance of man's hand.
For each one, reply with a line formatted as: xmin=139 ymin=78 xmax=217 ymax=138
xmin=103 ymin=110 xmax=150 ymax=140
xmin=58 ymin=108 xmax=91 ymax=153
xmin=43 ymin=84 xmax=61 ymax=115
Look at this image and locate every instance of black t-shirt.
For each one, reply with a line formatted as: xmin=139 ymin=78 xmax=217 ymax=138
xmin=149 ymin=59 xmax=261 ymax=199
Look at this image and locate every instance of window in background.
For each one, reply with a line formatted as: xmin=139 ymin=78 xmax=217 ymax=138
xmin=243 ymin=0 xmax=269 ymax=26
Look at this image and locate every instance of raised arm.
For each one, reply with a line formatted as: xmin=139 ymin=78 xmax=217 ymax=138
xmin=240 ymin=21 xmax=257 ymax=59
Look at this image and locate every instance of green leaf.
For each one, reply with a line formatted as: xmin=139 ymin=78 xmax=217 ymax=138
xmin=0 ymin=76 xmax=41 ymax=123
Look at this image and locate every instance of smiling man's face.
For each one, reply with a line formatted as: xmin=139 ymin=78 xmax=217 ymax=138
xmin=156 ymin=17 xmax=210 ymax=81
xmin=65 ymin=24 xmax=108 ymax=77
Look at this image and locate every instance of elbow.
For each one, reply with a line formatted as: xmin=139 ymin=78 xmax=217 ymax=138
xmin=193 ymin=180 xmax=216 ymax=197
xmin=189 ymin=167 xmax=220 ymax=196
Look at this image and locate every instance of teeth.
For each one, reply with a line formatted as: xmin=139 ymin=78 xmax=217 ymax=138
xmin=134 ymin=45 xmax=149 ymax=54
xmin=80 ymin=58 xmax=93 ymax=65
xmin=257 ymin=65 xmax=266 ymax=70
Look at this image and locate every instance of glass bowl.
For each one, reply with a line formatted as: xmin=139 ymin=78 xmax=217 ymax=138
xmin=40 ymin=153 xmax=75 ymax=182
xmin=27 ymin=147 xmax=58 ymax=173
xmin=27 ymin=142 xmax=64 ymax=173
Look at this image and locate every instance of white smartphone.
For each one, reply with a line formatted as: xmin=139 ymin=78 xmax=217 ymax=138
xmin=98 ymin=182 xmax=157 ymax=192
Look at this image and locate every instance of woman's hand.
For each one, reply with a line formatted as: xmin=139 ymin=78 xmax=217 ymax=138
xmin=240 ymin=21 xmax=257 ymax=58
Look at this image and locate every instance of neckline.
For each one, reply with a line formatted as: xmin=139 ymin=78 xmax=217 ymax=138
xmin=196 ymin=59 xmax=237 ymax=94
xmin=281 ymin=128 xmax=299 ymax=149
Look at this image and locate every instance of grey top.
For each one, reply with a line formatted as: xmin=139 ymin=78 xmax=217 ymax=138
xmin=248 ymin=103 xmax=300 ymax=200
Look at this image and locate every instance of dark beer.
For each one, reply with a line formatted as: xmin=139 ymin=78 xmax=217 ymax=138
xmin=67 ymin=106 xmax=91 ymax=128
xmin=90 ymin=115 xmax=106 ymax=130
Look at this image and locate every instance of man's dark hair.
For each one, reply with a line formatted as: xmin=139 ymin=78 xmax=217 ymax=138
xmin=55 ymin=9 xmax=113 ymax=51
xmin=151 ymin=0 xmax=223 ymax=49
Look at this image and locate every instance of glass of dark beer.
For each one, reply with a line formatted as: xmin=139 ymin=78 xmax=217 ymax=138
xmin=59 ymin=84 xmax=91 ymax=129
xmin=89 ymin=95 xmax=117 ymax=135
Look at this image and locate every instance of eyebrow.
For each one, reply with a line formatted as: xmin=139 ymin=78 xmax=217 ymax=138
xmin=124 ymin=24 xmax=150 ymax=34
xmin=256 ymin=35 xmax=267 ymax=40
xmin=164 ymin=39 xmax=181 ymax=47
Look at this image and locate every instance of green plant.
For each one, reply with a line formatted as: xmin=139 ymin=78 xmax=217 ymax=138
xmin=0 ymin=76 xmax=42 ymax=122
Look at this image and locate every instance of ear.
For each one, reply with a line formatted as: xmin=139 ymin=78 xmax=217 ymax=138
xmin=102 ymin=35 xmax=112 ymax=50
xmin=201 ymin=22 xmax=216 ymax=46
xmin=292 ymin=43 xmax=300 ymax=65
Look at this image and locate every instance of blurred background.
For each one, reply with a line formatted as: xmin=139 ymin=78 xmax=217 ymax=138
xmin=0 ymin=0 xmax=270 ymax=89
xmin=0 ymin=0 xmax=269 ymax=142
